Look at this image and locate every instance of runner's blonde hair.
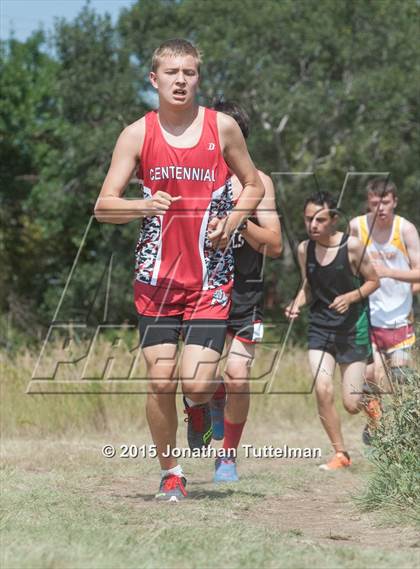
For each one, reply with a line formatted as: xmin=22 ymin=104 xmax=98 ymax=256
xmin=151 ymin=38 xmax=202 ymax=74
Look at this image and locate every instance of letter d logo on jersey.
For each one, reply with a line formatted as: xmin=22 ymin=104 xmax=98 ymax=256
xmin=208 ymin=142 xmax=215 ymax=151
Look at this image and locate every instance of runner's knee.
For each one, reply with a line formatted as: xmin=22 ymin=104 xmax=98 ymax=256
xmin=148 ymin=376 xmax=177 ymax=395
xmin=182 ymin=380 xmax=213 ymax=404
xmin=343 ymin=400 xmax=360 ymax=415
xmin=224 ymin=375 xmax=249 ymax=395
xmin=225 ymin=362 xmax=250 ymax=390
xmin=314 ymin=380 xmax=334 ymax=403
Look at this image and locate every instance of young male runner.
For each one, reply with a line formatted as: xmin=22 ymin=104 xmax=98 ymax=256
xmin=209 ymin=101 xmax=282 ymax=482
xmin=285 ymin=192 xmax=379 ymax=470
xmin=94 ymin=39 xmax=264 ymax=501
xmin=350 ymin=178 xmax=420 ymax=441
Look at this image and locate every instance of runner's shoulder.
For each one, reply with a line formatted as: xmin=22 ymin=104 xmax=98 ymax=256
xmin=216 ymin=110 xmax=237 ymax=128
xmin=216 ymin=111 xmax=242 ymax=138
xmin=346 ymin=234 xmax=362 ymax=251
xmin=297 ymin=240 xmax=310 ymax=269
xmin=349 ymin=215 xmax=362 ymax=235
xmin=117 ymin=117 xmax=146 ymax=155
xmin=400 ymin=216 xmax=418 ymax=236
xmin=298 ymin=240 xmax=309 ymax=255
xmin=121 ymin=116 xmax=146 ymax=139
xmin=216 ymin=111 xmax=244 ymax=154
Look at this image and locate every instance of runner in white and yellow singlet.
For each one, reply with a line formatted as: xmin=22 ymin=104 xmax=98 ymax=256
xmin=350 ymin=178 xmax=420 ymax=443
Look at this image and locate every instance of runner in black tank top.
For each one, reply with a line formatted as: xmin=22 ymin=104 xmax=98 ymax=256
xmin=229 ymin=211 xmax=265 ymax=340
xmin=285 ymin=192 xmax=379 ymax=471
xmin=306 ymin=234 xmax=369 ymax=337
xmin=210 ymin=101 xmax=282 ymax=484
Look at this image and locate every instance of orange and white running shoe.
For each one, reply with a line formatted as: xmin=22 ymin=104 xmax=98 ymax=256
xmin=362 ymin=398 xmax=382 ymax=445
xmin=319 ymin=451 xmax=351 ymax=471
xmin=364 ymin=398 xmax=382 ymax=423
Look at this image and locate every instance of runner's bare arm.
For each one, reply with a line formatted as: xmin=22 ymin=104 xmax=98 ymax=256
xmin=94 ymin=120 xmax=179 ymax=224
xmin=403 ymin=221 xmax=420 ymax=271
xmin=385 ymin=222 xmax=420 ymax=290
xmin=285 ymin=241 xmax=311 ymax=319
xmin=215 ymin=113 xmax=264 ymax=240
xmin=373 ymin=266 xmax=420 ymax=283
xmin=331 ymin=237 xmax=379 ymax=313
xmin=369 ymin=221 xmax=420 ymax=286
xmin=348 ymin=217 xmax=360 ymax=238
xmin=241 ymin=173 xmax=282 ymax=258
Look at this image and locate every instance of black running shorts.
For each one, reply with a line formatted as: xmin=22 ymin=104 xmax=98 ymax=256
xmin=139 ymin=316 xmax=227 ymax=354
xmin=227 ymin=290 xmax=264 ymax=344
xmin=308 ymin=326 xmax=371 ymax=364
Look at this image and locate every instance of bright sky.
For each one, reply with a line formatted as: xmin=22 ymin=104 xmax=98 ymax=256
xmin=1 ymin=0 xmax=137 ymax=41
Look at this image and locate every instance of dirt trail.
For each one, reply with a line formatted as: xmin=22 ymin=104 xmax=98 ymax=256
xmin=93 ymin=457 xmax=419 ymax=552
xmin=251 ymin=472 xmax=419 ymax=550
xmin=83 ymin=425 xmax=420 ymax=554
xmin=3 ymin=422 xmax=419 ymax=557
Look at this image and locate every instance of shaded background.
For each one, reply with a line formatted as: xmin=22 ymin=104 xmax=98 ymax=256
xmin=1 ymin=0 xmax=419 ymax=346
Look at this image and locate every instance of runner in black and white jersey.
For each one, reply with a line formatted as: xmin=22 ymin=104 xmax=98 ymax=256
xmin=210 ymin=101 xmax=282 ymax=482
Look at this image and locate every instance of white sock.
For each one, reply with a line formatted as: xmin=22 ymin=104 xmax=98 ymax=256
xmin=161 ymin=465 xmax=183 ymax=479
xmin=184 ymin=397 xmax=197 ymax=407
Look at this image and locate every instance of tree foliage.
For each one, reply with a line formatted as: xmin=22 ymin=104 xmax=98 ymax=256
xmin=1 ymin=0 xmax=418 ymax=340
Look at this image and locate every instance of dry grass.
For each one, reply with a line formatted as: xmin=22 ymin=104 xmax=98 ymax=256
xmin=2 ymin=340 xmax=419 ymax=569
xmin=1 ymin=337 xmax=315 ymax=438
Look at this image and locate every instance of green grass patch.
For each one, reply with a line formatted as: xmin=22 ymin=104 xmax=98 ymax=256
xmin=2 ymin=452 xmax=419 ymax=569
xmin=358 ymin=367 xmax=420 ymax=520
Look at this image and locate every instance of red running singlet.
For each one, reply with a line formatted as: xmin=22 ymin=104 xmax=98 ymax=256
xmin=135 ymin=108 xmax=233 ymax=294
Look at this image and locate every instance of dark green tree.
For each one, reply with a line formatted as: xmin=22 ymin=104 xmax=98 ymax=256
xmin=1 ymin=0 xmax=418 ymax=341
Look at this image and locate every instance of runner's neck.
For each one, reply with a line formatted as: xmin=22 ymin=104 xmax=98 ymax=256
xmin=367 ymin=212 xmax=395 ymax=242
xmin=158 ymin=104 xmax=201 ymax=136
xmin=316 ymin=231 xmax=342 ymax=249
